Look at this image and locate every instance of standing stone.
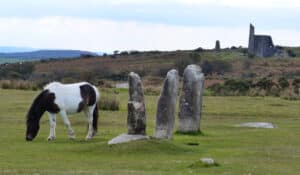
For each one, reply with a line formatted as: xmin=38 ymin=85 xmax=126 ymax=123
xmin=178 ymin=65 xmax=205 ymax=133
xmin=127 ymin=72 xmax=146 ymax=135
xmin=215 ymin=40 xmax=221 ymax=51
xmin=155 ymin=69 xmax=179 ymax=139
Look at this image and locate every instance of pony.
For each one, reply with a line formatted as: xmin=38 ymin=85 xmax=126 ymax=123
xmin=25 ymin=82 xmax=100 ymax=141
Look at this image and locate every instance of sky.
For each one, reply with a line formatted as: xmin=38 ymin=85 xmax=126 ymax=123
xmin=0 ymin=0 xmax=299 ymax=52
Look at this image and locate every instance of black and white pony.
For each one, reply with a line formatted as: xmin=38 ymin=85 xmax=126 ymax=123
xmin=26 ymin=82 xmax=100 ymax=141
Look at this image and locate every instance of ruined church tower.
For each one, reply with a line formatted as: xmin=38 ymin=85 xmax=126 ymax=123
xmin=247 ymin=24 xmax=277 ymax=58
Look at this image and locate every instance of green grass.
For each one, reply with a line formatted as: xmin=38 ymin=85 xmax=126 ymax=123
xmin=0 ymin=89 xmax=300 ymax=174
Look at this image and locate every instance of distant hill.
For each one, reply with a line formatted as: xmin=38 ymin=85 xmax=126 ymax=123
xmin=0 ymin=46 xmax=37 ymax=53
xmin=0 ymin=50 xmax=99 ymax=60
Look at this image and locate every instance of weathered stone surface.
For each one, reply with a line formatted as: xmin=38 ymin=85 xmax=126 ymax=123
xmin=108 ymin=133 xmax=149 ymax=145
xmin=237 ymin=122 xmax=276 ymax=129
xmin=155 ymin=69 xmax=179 ymax=139
xmin=127 ymin=72 xmax=146 ymax=135
xmin=178 ymin=65 xmax=205 ymax=133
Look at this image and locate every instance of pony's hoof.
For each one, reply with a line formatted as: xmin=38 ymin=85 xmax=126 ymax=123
xmin=85 ymin=137 xmax=93 ymax=141
xmin=47 ymin=136 xmax=55 ymax=141
xmin=68 ymin=131 xmax=76 ymax=140
xmin=69 ymin=135 xmax=76 ymax=140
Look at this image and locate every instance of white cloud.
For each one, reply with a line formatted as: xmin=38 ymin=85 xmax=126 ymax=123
xmin=0 ymin=17 xmax=298 ymax=52
xmin=18 ymin=0 xmax=300 ymax=8
xmin=100 ymin=0 xmax=300 ymax=8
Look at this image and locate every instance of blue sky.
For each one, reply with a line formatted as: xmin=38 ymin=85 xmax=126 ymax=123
xmin=0 ymin=0 xmax=299 ymax=52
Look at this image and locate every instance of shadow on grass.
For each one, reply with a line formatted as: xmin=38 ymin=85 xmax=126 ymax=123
xmin=189 ymin=161 xmax=220 ymax=169
xmin=175 ymin=130 xmax=206 ymax=136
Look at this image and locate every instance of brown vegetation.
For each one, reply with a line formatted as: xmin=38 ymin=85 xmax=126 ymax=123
xmin=1 ymin=49 xmax=300 ymax=99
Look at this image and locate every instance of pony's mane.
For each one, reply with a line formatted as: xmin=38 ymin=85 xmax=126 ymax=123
xmin=26 ymin=90 xmax=49 ymax=121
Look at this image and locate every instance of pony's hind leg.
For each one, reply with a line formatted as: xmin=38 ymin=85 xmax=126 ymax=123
xmin=85 ymin=106 xmax=95 ymax=140
xmin=47 ymin=113 xmax=56 ymax=141
xmin=59 ymin=110 xmax=75 ymax=140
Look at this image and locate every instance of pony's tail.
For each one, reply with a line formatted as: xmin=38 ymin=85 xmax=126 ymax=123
xmin=92 ymin=104 xmax=99 ymax=133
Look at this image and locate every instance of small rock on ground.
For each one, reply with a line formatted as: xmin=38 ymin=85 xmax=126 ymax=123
xmin=200 ymin=158 xmax=215 ymax=165
xmin=237 ymin=122 xmax=276 ymax=129
xmin=108 ymin=133 xmax=149 ymax=145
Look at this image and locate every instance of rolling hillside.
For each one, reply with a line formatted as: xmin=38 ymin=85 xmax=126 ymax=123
xmin=0 ymin=50 xmax=98 ymax=60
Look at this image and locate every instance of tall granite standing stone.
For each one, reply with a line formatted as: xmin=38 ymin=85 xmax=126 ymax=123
xmin=178 ymin=65 xmax=205 ymax=133
xmin=155 ymin=69 xmax=179 ymax=139
xmin=108 ymin=72 xmax=149 ymax=145
xmin=127 ymin=72 xmax=146 ymax=135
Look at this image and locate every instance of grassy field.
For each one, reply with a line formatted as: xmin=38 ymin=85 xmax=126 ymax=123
xmin=0 ymin=89 xmax=299 ymax=175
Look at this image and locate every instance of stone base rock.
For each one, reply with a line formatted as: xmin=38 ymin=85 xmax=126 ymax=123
xmin=200 ymin=158 xmax=215 ymax=165
xmin=236 ymin=122 xmax=276 ymax=129
xmin=108 ymin=133 xmax=150 ymax=145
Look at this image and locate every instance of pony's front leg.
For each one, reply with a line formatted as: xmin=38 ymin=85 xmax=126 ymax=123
xmin=59 ymin=110 xmax=75 ymax=140
xmin=47 ymin=113 xmax=56 ymax=141
xmin=85 ymin=107 xmax=95 ymax=140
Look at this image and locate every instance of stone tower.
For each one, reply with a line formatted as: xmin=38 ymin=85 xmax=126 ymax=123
xmin=247 ymin=24 xmax=277 ymax=58
xmin=215 ymin=40 xmax=221 ymax=51
xmin=248 ymin=24 xmax=255 ymax=57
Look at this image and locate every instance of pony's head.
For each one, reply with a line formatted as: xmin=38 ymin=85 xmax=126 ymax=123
xmin=26 ymin=117 xmax=40 ymax=141
xmin=25 ymin=90 xmax=49 ymax=141
xmin=26 ymin=90 xmax=60 ymax=141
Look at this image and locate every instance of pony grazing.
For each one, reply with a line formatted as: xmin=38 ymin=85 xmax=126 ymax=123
xmin=25 ymin=82 xmax=100 ymax=141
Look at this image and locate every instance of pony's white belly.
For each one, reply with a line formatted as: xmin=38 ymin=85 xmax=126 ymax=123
xmin=56 ymin=96 xmax=82 ymax=114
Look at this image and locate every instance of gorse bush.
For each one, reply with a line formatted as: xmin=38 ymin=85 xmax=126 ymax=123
xmin=201 ymin=60 xmax=232 ymax=75
xmin=292 ymin=78 xmax=300 ymax=93
xmin=0 ymin=80 xmax=38 ymax=91
xmin=144 ymin=87 xmax=160 ymax=96
xmin=255 ymin=77 xmax=274 ymax=90
xmin=99 ymin=95 xmax=120 ymax=111
xmin=224 ymin=79 xmax=251 ymax=93
xmin=208 ymin=77 xmax=299 ymax=99
xmin=278 ymin=77 xmax=289 ymax=89
xmin=209 ymin=79 xmax=251 ymax=96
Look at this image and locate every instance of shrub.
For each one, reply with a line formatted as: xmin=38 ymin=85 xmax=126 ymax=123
xmin=280 ymin=89 xmax=300 ymax=100
xmin=201 ymin=60 xmax=213 ymax=75
xmin=174 ymin=58 xmax=194 ymax=76
xmin=292 ymin=78 xmax=300 ymax=94
xmin=278 ymin=77 xmax=289 ymax=89
xmin=287 ymin=49 xmax=296 ymax=57
xmin=0 ymin=80 xmax=38 ymax=90
xmin=194 ymin=47 xmax=204 ymax=52
xmin=201 ymin=60 xmax=232 ymax=75
xmin=224 ymin=79 xmax=251 ymax=94
xmin=208 ymin=83 xmax=225 ymax=96
xmin=209 ymin=79 xmax=251 ymax=96
xmin=269 ymin=86 xmax=281 ymax=97
xmin=189 ymin=53 xmax=201 ymax=63
xmin=243 ymin=59 xmax=252 ymax=69
xmin=99 ymin=96 xmax=120 ymax=111
xmin=255 ymin=77 xmax=274 ymax=90
xmin=144 ymin=87 xmax=160 ymax=96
